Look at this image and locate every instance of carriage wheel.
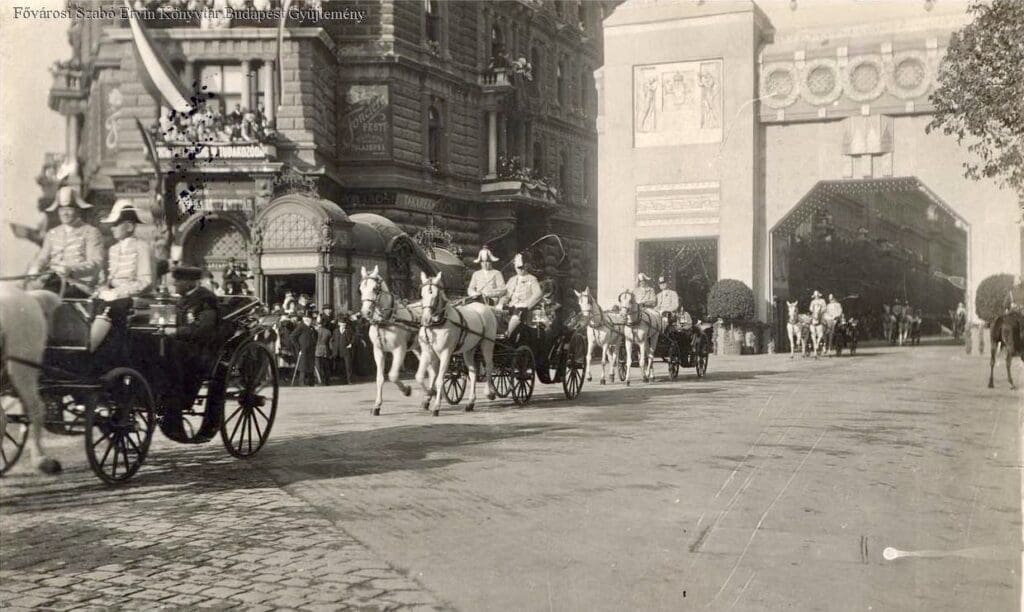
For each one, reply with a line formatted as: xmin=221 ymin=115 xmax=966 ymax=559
xmin=616 ymin=343 xmax=627 ymax=382
xmin=667 ymin=342 xmax=681 ymax=381
xmin=695 ymin=350 xmax=709 ymax=378
xmin=442 ymin=357 xmax=468 ymax=405
xmin=511 ymin=347 xmax=536 ymax=406
xmin=221 ymin=342 xmax=279 ymax=459
xmin=489 ymin=354 xmax=514 ymax=398
xmin=561 ymin=334 xmax=587 ymax=400
xmin=85 ymin=368 xmax=156 ymax=485
xmin=0 ymin=400 xmax=30 ymax=476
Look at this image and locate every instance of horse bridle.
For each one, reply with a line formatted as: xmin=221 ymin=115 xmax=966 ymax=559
xmin=361 ymin=277 xmax=394 ymax=325
xmin=581 ymin=295 xmax=618 ymax=332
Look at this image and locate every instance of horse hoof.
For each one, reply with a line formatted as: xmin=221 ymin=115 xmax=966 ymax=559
xmin=600 ymin=379 xmax=606 ymax=385
xmin=372 ymin=407 xmax=381 ymax=416
xmin=586 ymin=374 xmax=592 ymax=382
xmin=421 ymin=401 xmax=431 ymax=411
xmin=402 ymin=386 xmax=411 ymax=397
xmin=487 ymin=392 xmax=496 ymax=401
xmin=432 ymin=409 xmax=440 ymax=417
xmin=38 ymin=458 xmax=62 ymax=475
xmin=465 ymin=403 xmax=475 ymax=412
xmin=625 ymin=380 xmax=631 ymax=387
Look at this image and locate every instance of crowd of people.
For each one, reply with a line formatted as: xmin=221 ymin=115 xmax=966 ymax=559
xmin=159 ymin=103 xmax=273 ymax=145
xmin=264 ymin=296 xmax=359 ymax=387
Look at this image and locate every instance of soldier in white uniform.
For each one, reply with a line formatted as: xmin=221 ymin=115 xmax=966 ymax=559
xmin=809 ymin=290 xmax=827 ymax=323
xmin=503 ymin=253 xmax=543 ymax=340
xmin=27 ymin=186 xmax=105 ymax=297
xmin=89 ymin=201 xmax=154 ymax=352
xmin=634 ymin=273 xmax=657 ymax=308
xmin=467 ymin=246 xmax=506 ymax=306
xmin=654 ymin=276 xmax=680 ymax=325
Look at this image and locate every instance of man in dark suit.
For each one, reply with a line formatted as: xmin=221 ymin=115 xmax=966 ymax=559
xmin=289 ymin=314 xmax=317 ymax=386
xmin=331 ymin=314 xmax=355 ymax=385
xmin=161 ymin=265 xmax=221 ymax=438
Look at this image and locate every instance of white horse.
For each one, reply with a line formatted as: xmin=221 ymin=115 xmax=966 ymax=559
xmin=0 ymin=283 xmax=63 ymax=475
xmin=785 ymin=300 xmax=804 ymax=359
xmin=359 ymin=266 xmax=437 ymax=416
xmin=808 ymin=302 xmax=826 ymax=358
xmin=575 ymin=288 xmax=622 ymax=385
xmin=417 ymin=272 xmax=497 ymax=416
xmin=617 ymin=290 xmax=664 ymax=386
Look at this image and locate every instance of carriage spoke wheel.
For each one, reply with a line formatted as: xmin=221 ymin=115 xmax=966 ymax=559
xmin=695 ymin=350 xmax=709 ymax=378
xmin=0 ymin=402 xmax=30 ymax=476
xmin=489 ymin=357 xmax=514 ymax=398
xmin=220 ymin=342 xmax=279 ymax=459
xmin=561 ymin=334 xmax=586 ymax=400
xmin=667 ymin=342 xmax=681 ymax=381
xmin=443 ymin=357 xmax=468 ymax=405
xmin=85 ymin=368 xmax=156 ymax=485
xmin=511 ymin=347 xmax=535 ymax=406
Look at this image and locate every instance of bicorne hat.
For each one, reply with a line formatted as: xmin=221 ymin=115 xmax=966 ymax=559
xmin=45 ymin=186 xmax=92 ymax=212
xmin=474 ymin=247 xmax=499 ymax=264
xmin=658 ymin=276 xmax=668 ymax=284
xmin=811 ymin=290 xmax=822 ymax=298
xmin=637 ymin=273 xmax=651 ymax=283
xmin=100 ymin=200 xmax=143 ymax=225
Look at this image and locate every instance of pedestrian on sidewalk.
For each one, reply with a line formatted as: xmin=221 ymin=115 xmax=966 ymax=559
xmin=290 ymin=314 xmax=317 ymax=386
xmin=315 ymin=314 xmax=333 ymax=385
xmin=331 ymin=314 xmax=355 ymax=385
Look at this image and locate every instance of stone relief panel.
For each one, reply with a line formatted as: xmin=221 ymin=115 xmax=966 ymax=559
xmin=635 ymin=182 xmax=720 ymax=227
xmin=633 ymin=59 xmax=723 ymax=147
xmin=760 ymin=49 xmax=939 ymax=109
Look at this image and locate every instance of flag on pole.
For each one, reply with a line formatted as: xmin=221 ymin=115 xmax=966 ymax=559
xmin=124 ymin=0 xmax=192 ymax=114
xmin=276 ymin=0 xmax=294 ymax=118
xmin=135 ymin=117 xmax=177 ymax=248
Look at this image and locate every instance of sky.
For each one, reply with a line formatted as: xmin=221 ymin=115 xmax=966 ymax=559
xmin=0 ymin=0 xmax=972 ymax=276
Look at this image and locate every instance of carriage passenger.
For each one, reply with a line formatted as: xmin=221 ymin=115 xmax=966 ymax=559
xmin=88 ymin=201 xmax=154 ymax=353
xmin=809 ymin=290 xmax=827 ymax=322
xmin=634 ymin=274 xmax=657 ymax=309
xmin=503 ymin=253 xmax=543 ymax=340
xmin=26 ymin=186 xmax=105 ymax=298
xmin=825 ymin=293 xmax=843 ymax=327
xmin=654 ymin=276 xmax=679 ymax=326
xmin=467 ymin=247 xmax=506 ymax=306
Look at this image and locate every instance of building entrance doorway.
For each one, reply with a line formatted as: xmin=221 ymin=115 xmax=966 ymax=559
xmin=771 ymin=177 xmax=967 ymax=342
xmin=638 ymin=238 xmax=718 ymax=320
xmin=265 ymin=274 xmax=316 ymax=310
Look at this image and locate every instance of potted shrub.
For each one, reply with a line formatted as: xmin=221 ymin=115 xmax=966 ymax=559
xmin=707 ymin=279 xmax=755 ymax=355
xmin=972 ymin=274 xmax=1018 ymax=355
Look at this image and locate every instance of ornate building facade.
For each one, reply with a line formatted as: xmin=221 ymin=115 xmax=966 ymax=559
xmin=43 ymin=0 xmax=616 ymax=309
xmin=597 ymin=0 xmax=1020 ymax=324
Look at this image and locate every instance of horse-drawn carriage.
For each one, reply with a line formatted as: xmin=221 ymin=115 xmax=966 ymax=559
xmin=1 ymin=284 xmax=278 ymax=484
xmin=616 ymin=317 xmax=711 ymax=381
xmin=441 ymin=298 xmax=589 ymax=406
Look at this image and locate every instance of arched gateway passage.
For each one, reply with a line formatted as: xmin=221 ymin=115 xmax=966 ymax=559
xmin=771 ymin=177 xmax=968 ymax=341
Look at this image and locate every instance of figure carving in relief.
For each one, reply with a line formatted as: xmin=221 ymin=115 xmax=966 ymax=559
xmin=699 ymin=66 xmax=720 ymax=129
xmin=637 ymin=72 xmax=659 ymax=133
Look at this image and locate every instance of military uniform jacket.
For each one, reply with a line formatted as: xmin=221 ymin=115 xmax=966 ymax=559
xmin=505 ymin=273 xmax=542 ymax=309
xmin=103 ymin=236 xmax=153 ymax=299
xmin=824 ymin=301 xmax=843 ymax=321
xmin=655 ymin=289 xmax=679 ymax=313
xmin=30 ymin=222 xmax=105 ymax=288
xmin=809 ymin=298 xmax=827 ymax=322
xmin=634 ymin=286 xmax=657 ymax=308
xmin=468 ymin=269 xmax=506 ymax=300
xmin=176 ymin=286 xmax=220 ymax=344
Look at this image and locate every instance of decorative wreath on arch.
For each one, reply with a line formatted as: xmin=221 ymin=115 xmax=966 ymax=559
xmin=843 ymin=55 xmax=887 ymax=103
xmin=799 ymin=58 xmax=844 ymax=106
xmin=760 ymin=62 xmax=801 ymax=109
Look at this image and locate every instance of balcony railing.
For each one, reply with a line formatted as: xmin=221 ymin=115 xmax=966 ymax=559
xmin=480 ymin=68 xmax=513 ymax=91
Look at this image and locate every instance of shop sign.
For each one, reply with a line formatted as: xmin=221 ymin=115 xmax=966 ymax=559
xmin=339 ymin=84 xmax=391 ymax=160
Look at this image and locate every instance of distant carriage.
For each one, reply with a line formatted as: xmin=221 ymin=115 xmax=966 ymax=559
xmin=616 ymin=316 xmax=711 ymax=381
xmin=1 ymin=287 xmax=278 ymax=483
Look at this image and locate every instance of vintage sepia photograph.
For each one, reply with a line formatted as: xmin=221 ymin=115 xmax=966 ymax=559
xmin=0 ymin=0 xmax=1021 ymax=610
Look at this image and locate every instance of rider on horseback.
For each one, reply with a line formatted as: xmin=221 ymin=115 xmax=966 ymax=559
xmin=503 ymin=253 xmax=543 ymax=341
xmin=88 ymin=201 xmax=155 ymax=353
xmin=467 ymin=247 xmax=506 ymax=307
xmin=26 ymin=186 xmax=104 ymax=298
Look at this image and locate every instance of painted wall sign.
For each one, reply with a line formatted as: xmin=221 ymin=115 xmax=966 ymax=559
xmin=157 ymin=143 xmax=270 ymax=160
xmin=634 ymin=59 xmax=723 ymax=147
xmin=339 ymin=84 xmax=391 ymax=160
xmin=260 ymin=253 xmax=320 ymax=271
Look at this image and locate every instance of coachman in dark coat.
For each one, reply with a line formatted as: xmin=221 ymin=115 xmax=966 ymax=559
xmin=289 ymin=314 xmax=317 ymax=386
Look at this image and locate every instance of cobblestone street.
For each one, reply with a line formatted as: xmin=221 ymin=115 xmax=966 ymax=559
xmin=2 ymin=341 xmax=1021 ymax=611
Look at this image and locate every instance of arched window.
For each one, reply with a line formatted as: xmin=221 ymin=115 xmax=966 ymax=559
xmin=425 ymin=0 xmax=441 ymax=44
xmin=490 ymin=24 xmax=505 ymax=65
xmin=555 ymin=0 xmax=563 ymax=17
xmin=532 ymin=140 xmax=544 ymax=178
xmin=530 ymin=46 xmax=542 ymax=90
xmin=557 ymin=60 xmax=565 ymax=106
xmin=428 ymin=105 xmax=443 ymax=168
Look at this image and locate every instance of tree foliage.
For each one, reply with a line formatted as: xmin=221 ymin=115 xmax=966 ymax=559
xmin=927 ymin=0 xmax=1024 ymax=204
xmin=974 ymin=273 xmax=1017 ymax=323
xmin=707 ymin=279 xmax=755 ymax=323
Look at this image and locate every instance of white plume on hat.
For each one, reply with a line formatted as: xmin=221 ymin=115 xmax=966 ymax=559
xmin=45 ymin=186 xmax=92 ymax=212
xmin=474 ymin=247 xmax=499 ymax=263
xmin=812 ymin=290 xmax=822 ymax=298
xmin=637 ymin=273 xmax=650 ymax=282
xmin=100 ymin=199 xmax=143 ymax=225
xmin=513 ymin=253 xmax=525 ymax=268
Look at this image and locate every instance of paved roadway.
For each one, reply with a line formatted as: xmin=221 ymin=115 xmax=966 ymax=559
xmin=1 ymin=341 xmax=1021 ymax=611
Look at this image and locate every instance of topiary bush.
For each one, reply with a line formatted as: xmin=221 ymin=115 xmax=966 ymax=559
xmin=975 ymin=273 xmax=1016 ymax=324
xmin=707 ymin=279 xmax=755 ymax=323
